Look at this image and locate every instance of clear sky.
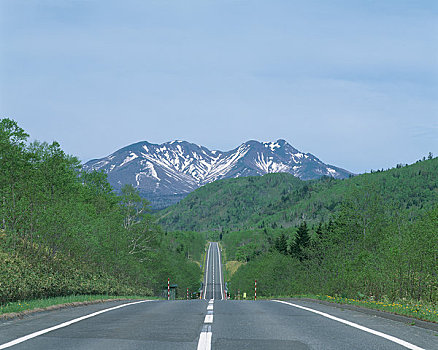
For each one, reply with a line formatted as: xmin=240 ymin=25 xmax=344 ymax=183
xmin=1 ymin=0 xmax=437 ymax=174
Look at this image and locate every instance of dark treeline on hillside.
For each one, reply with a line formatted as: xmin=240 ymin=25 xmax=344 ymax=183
xmin=0 ymin=119 xmax=203 ymax=303
xmin=227 ymin=194 xmax=437 ymax=302
xmin=159 ymin=158 xmax=438 ymax=233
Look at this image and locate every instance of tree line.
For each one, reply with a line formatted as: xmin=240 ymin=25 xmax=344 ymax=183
xmin=159 ymin=157 xmax=438 ymax=234
xmin=0 ymin=118 xmax=202 ymax=303
xmin=227 ymin=177 xmax=438 ymax=303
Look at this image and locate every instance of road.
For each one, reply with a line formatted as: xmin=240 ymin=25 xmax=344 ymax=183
xmin=0 ymin=242 xmax=437 ymax=349
xmin=202 ymin=242 xmax=224 ymax=300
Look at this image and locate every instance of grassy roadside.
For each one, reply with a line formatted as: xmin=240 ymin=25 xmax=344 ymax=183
xmin=225 ymin=260 xmax=243 ymax=280
xmin=217 ymin=242 xmax=226 ymax=281
xmin=267 ymin=294 xmax=438 ymax=323
xmin=0 ymin=294 xmax=159 ymax=318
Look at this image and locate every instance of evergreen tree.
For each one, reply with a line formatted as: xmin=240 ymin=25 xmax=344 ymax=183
xmin=275 ymin=233 xmax=288 ymax=255
xmin=316 ymin=222 xmax=323 ymax=238
xmin=290 ymin=221 xmax=310 ymax=261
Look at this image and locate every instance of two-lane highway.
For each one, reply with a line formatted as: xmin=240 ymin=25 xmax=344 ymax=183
xmin=203 ymin=242 xmax=223 ymax=300
xmin=1 ymin=242 xmax=437 ymax=349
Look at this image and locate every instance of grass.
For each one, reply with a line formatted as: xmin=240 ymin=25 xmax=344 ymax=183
xmin=0 ymin=294 xmax=157 ymax=317
xmin=289 ymin=294 xmax=438 ymax=323
xmin=226 ymin=260 xmax=244 ymax=278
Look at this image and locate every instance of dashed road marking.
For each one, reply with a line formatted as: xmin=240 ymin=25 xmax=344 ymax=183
xmin=198 ymin=302 xmax=214 ymax=349
xmin=197 ymin=325 xmax=212 ymax=350
xmin=204 ymin=314 xmax=214 ymax=324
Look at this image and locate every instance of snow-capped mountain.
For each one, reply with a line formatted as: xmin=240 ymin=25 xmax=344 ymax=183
xmin=83 ymin=139 xmax=353 ymax=209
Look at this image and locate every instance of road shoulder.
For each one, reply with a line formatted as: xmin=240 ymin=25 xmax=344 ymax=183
xmin=0 ymin=299 xmax=145 ymax=321
xmin=281 ymin=298 xmax=438 ymax=332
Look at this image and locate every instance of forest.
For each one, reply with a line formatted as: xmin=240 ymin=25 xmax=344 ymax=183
xmin=159 ymin=158 xmax=438 ymax=232
xmin=0 ymin=118 xmax=203 ymax=304
xmin=2 ymin=117 xmax=437 ymax=313
xmin=160 ymin=152 xmax=438 ymax=305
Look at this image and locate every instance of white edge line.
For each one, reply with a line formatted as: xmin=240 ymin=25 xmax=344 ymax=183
xmin=211 ymin=249 xmax=215 ymax=299
xmin=273 ymin=300 xmax=425 ymax=350
xmin=216 ymin=243 xmax=223 ymax=300
xmin=203 ymin=243 xmax=211 ymax=299
xmin=0 ymin=300 xmax=152 ymax=349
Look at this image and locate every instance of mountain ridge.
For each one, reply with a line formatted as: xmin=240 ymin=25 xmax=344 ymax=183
xmin=83 ymin=139 xmax=353 ymax=209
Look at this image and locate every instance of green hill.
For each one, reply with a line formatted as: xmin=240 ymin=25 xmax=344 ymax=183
xmin=158 ymin=156 xmax=438 ymax=304
xmin=158 ymin=157 xmax=438 ymax=232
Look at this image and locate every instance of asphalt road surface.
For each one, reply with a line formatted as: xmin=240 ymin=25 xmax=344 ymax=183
xmin=202 ymin=242 xmax=224 ymax=300
xmin=1 ymin=242 xmax=437 ymax=349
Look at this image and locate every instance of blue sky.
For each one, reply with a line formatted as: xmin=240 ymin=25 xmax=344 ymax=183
xmin=1 ymin=0 xmax=437 ymax=174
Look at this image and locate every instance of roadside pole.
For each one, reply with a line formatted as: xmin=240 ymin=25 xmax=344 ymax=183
xmin=168 ymin=278 xmax=170 ymax=301
xmin=187 ymin=288 xmax=189 ymax=300
xmin=255 ymin=280 xmax=257 ymax=301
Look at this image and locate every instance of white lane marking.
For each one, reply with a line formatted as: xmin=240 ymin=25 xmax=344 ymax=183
xmin=273 ymin=300 xmax=425 ymax=350
xmin=203 ymin=243 xmax=212 ymax=299
xmin=211 ymin=250 xmax=214 ymax=300
xmin=207 ymin=304 xmax=214 ymax=311
xmin=197 ymin=331 xmax=212 ymax=350
xmin=0 ymin=300 xmax=152 ymax=349
xmin=208 ymin=299 xmax=214 ymax=304
xmin=197 ymin=326 xmax=212 ymax=350
xmin=204 ymin=314 xmax=213 ymax=323
xmin=216 ymin=243 xmax=224 ymax=300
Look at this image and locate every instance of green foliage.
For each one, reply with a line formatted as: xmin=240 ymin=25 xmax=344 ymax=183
xmin=0 ymin=118 xmax=201 ymax=303
xmin=228 ymin=197 xmax=438 ymax=303
xmin=158 ymin=173 xmax=312 ymax=231
xmin=290 ymin=221 xmax=310 ymax=261
xmin=0 ymin=240 xmax=152 ymax=303
xmin=171 ymin=156 xmax=437 ymax=304
xmin=158 ymin=159 xmax=438 ymax=232
xmin=274 ymin=233 xmax=288 ymax=255
xmin=221 ymin=229 xmax=270 ymax=262
xmin=157 ymin=151 xmax=438 ymax=304
xmin=229 ymin=251 xmax=302 ymax=297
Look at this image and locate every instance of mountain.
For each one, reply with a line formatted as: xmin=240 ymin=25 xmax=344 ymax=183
xmin=83 ymin=139 xmax=353 ymax=209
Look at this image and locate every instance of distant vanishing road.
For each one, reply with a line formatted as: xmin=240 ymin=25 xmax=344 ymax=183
xmin=0 ymin=242 xmax=436 ymax=349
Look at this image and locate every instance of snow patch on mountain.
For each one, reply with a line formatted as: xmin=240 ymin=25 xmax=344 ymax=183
xmin=83 ymin=139 xmax=353 ymax=209
xmin=120 ymin=152 xmax=138 ymax=167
